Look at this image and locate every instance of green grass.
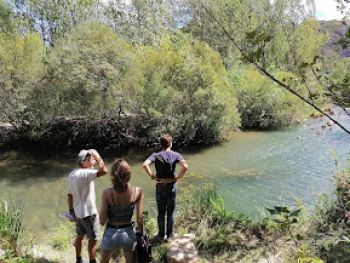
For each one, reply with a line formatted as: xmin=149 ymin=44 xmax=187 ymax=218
xmin=175 ymin=167 xmax=350 ymax=262
xmin=49 ymin=221 xmax=75 ymax=250
xmin=0 ymin=199 xmax=35 ymax=262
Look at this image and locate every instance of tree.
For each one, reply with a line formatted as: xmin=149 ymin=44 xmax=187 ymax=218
xmin=185 ymin=0 xmax=350 ymax=134
xmin=10 ymin=0 xmax=100 ymax=46
xmin=101 ymin=0 xmax=176 ymax=45
xmin=0 ymin=0 xmax=45 ymax=123
xmin=136 ymin=33 xmax=240 ymax=144
xmin=28 ymin=23 xmax=141 ymax=125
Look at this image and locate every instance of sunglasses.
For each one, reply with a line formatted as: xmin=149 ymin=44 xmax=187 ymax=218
xmin=84 ymin=152 xmax=92 ymax=161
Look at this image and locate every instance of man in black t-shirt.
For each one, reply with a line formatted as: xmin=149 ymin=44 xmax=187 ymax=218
xmin=142 ymin=134 xmax=188 ymax=240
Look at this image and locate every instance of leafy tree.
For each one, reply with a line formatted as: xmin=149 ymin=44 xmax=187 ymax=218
xmin=10 ymin=0 xmax=100 ymax=45
xmin=136 ymin=33 xmax=240 ymax=144
xmin=233 ymin=67 xmax=312 ymax=129
xmin=101 ymin=0 xmax=175 ymax=45
xmin=185 ymin=0 xmax=350 ymax=134
xmin=0 ymin=0 xmax=15 ymax=33
xmin=28 ymin=23 xmax=141 ymax=125
xmin=0 ymin=1 xmax=45 ymax=123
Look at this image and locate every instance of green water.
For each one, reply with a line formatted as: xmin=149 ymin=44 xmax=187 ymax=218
xmin=0 ymin=115 xmax=349 ymax=242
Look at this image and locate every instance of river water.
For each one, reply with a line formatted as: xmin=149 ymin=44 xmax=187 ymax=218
xmin=0 ymin=113 xmax=349 ymax=242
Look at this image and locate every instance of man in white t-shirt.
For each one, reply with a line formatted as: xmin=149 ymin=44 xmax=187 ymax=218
xmin=68 ymin=149 xmax=108 ymax=263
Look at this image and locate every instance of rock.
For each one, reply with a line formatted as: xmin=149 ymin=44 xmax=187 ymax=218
xmin=327 ymin=120 xmax=334 ymax=126
xmin=0 ymin=248 xmax=5 ymax=258
xmin=167 ymin=234 xmax=200 ymax=263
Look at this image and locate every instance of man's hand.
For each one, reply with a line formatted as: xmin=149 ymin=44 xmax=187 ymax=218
xmin=89 ymin=149 xmax=101 ymax=162
xmin=69 ymin=210 xmax=77 ymax=221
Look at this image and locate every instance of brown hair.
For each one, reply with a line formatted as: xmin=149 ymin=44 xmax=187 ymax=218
xmin=111 ymin=159 xmax=131 ymax=192
xmin=160 ymin=133 xmax=172 ymax=149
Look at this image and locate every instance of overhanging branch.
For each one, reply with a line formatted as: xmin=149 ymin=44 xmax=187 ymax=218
xmin=201 ymin=1 xmax=350 ymax=134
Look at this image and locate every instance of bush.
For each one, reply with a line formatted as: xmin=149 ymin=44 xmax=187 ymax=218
xmin=137 ymin=33 xmax=240 ymax=144
xmin=231 ymin=66 xmax=313 ymax=129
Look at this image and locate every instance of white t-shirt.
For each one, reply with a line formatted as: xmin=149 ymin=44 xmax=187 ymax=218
xmin=68 ymin=168 xmax=98 ymax=218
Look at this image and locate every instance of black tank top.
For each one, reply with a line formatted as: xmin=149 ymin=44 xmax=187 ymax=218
xmin=107 ymin=187 xmax=135 ymax=223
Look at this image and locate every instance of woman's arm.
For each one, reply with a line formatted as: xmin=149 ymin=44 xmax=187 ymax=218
xmin=136 ymin=188 xmax=144 ymax=234
xmin=99 ymin=189 xmax=109 ymax=226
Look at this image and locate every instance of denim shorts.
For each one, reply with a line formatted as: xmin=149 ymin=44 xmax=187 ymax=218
xmin=76 ymin=214 xmax=99 ymax=240
xmin=101 ymin=225 xmax=136 ymax=252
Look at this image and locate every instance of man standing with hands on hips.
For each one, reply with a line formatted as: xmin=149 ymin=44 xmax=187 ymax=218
xmin=143 ymin=134 xmax=188 ymax=241
xmin=68 ymin=149 xmax=108 ymax=263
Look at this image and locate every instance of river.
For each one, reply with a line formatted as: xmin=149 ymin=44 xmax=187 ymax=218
xmin=0 ymin=113 xmax=349 ymax=243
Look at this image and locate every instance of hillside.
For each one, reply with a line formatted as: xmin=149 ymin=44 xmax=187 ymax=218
xmin=320 ymin=20 xmax=350 ymax=58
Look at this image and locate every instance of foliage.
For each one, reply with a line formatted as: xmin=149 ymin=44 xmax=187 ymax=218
xmin=11 ymin=0 xmax=99 ymax=46
xmin=284 ymin=167 xmax=350 ymax=262
xmin=0 ymin=0 xmax=15 ymax=33
xmin=0 ymin=1 xmax=45 ymax=123
xmin=184 ymin=0 xmax=321 ymax=71
xmin=232 ymin=67 xmax=312 ymax=129
xmin=28 ymin=22 xmax=141 ymax=125
xmin=136 ymin=33 xmax=240 ymax=144
xmin=321 ymin=57 xmax=350 ymax=107
xmin=265 ymin=206 xmax=301 ymax=232
xmin=102 ymin=0 xmax=176 ymax=45
xmin=0 ymin=0 xmax=348 ymax=147
xmin=176 ymin=185 xmax=313 ymax=262
xmin=143 ymin=210 xmax=157 ymax=237
xmin=0 ymin=200 xmax=35 ymax=262
xmin=49 ymin=221 xmax=74 ymax=250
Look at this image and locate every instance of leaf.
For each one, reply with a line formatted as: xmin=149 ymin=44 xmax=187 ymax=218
xmin=274 ymin=206 xmax=289 ymax=213
xmin=245 ymin=30 xmax=257 ymax=40
xmin=289 ymin=208 xmax=301 ymax=217
xmin=345 ymin=27 xmax=350 ymax=39
xmin=299 ymin=62 xmax=309 ymax=69
xmin=296 ymin=234 xmax=304 ymax=241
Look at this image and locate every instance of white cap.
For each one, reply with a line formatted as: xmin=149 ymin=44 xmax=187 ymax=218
xmin=77 ymin=149 xmax=91 ymax=165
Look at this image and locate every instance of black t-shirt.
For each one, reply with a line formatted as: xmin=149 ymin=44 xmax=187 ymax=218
xmin=147 ymin=150 xmax=184 ymax=178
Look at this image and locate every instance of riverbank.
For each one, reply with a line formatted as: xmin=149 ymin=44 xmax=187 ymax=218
xmin=0 ymin=111 xmax=333 ymax=152
xmin=0 ymin=114 xmax=229 ymax=151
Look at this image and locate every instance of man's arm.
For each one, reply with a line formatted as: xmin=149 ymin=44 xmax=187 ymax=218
xmin=142 ymin=159 xmax=156 ymax=180
xmin=89 ymin=149 xmax=108 ymax=177
xmin=175 ymin=159 xmax=188 ymax=181
xmin=67 ymin=193 xmax=76 ymax=220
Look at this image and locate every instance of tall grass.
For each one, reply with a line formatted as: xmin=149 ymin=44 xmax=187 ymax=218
xmin=0 ymin=199 xmax=34 ymax=262
xmin=0 ymin=200 xmax=24 ymax=250
xmin=177 ymin=185 xmax=318 ymax=262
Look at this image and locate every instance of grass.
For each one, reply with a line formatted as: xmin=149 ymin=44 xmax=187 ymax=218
xmin=175 ymin=169 xmax=350 ymax=263
xmin=0 ymin=199 xmax=35 ymax=262
xmin=49 ymin=221 xmax=75 ymax=250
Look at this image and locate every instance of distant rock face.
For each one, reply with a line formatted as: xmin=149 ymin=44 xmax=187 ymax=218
xmin=319 ymin=20 xmax=350 ymax=58
xmin=167 ymin=234 xmax=201 ymax=263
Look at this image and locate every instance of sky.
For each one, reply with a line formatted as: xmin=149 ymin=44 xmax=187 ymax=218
xmin=315 ymin=0 xmax=344 ymax=20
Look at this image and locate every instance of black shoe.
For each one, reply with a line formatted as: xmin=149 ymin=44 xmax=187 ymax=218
xmin=153 ymin=235 xmax=164 ymax=243
xmin=164 ymin=235 xmax=174 ymax=242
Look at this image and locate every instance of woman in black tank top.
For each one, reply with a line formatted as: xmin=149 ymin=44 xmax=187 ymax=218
xmin=100 ymin=159 xmax=144 ymax=263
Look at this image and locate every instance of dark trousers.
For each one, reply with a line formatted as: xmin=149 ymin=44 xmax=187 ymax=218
xmin=156 ymin=183 xmax=177 ymax=238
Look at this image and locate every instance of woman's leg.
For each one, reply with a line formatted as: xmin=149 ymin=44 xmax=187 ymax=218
xmin=124 ymin=250 xmax=135 ymax=263
xmin=100 ymin=249 xmax=112 ymax=263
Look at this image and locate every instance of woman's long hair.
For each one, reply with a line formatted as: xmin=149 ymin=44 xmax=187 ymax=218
xmin=111 ymin=159 xmax=131 ymax=192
